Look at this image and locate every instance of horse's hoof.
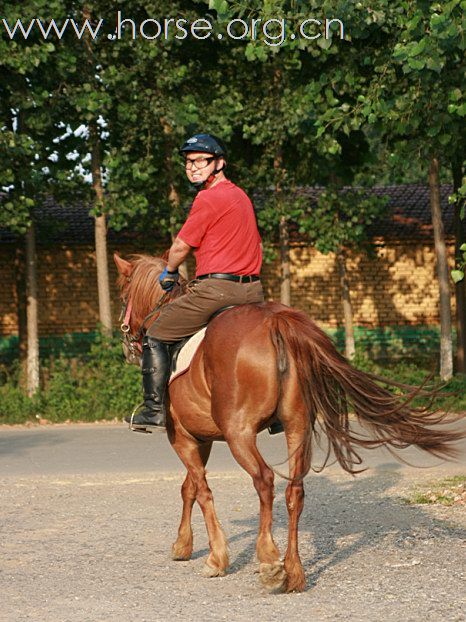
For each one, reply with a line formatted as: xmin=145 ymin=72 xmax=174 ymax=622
xmin=259 ymin=561 xmax=287 ymax=593
xmin=201 ymin=562 xmax=226 ymax=578
xmin=285 ymin=569 xmax=306 ymax=593
xmin=171 ymin=542 xmax=193 ymax=561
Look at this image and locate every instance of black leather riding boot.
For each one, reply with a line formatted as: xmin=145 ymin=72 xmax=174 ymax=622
xmin=125 ymin=336 xmax=170 ymax=428
xmin=268 ymin=421 xmax=284 ymax=435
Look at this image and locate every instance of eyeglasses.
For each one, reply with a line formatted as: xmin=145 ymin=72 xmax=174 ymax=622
xmin=184 ymin=156 xmax=215 ymax=170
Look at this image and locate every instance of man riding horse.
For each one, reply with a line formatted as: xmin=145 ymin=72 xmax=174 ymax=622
xmin=115 ymin=140 xmax=464 ymax=590
xmin=126 ymin=133 xmax=266 ymax=431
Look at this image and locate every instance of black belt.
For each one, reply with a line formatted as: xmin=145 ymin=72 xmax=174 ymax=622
xmin=197 ymin=273 xmax=260 ymax=283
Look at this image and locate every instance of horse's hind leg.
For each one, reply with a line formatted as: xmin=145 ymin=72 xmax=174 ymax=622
xmin=172 ymin=441 xmax=212 ymax=561
xmin=170 ymin=433 xmax=228 ymax=577
xmin=225 ymin=432 xmax=286 ymax=593
xmin=283 ymin=436 xmax=307 ymax=592
xmin=281 ymin=397 xmax=311 ymax=592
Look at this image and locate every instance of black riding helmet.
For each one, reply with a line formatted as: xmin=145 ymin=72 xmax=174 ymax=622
xmin=179 ymin=133 xmax=227 ymax=158
xmin=180 ymin=133 xmax=227 ymax=190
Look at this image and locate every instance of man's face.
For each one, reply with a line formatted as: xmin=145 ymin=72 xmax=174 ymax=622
xmin=184 ymin=151 xmax=223 ymax=185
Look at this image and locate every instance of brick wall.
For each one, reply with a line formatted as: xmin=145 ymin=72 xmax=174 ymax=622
xmin=261 ymin=240 xmax=456 ymax=328
xmin=0 ymin=239 xmax=456 ymax=338
xmin=0 ymin=247 xmax=18 ymax=336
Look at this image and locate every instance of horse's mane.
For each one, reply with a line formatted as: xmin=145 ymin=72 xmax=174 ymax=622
xmin=117 ymin=254 xmax=186 ymax=333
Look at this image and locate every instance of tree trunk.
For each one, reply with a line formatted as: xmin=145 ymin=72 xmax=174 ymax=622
xmin=452 ymin=158 xmax=466 ymax=374
xmin=336 ymin=249 xmax=355 ymax=360
xmin=429 ymin=157 xmax=453 ymax=381
xmin=279 ymin=216 xmax=291 ymax=306
xmin=14 ymin=245 xmax=27 ymax=364
xmin=273 ymin=145 xmax=290 ymax=306
xmin=161 ymin=118 xmax=189 ymax=280
xmin=25 ymin=223 xmax=40 ymax=396
xmin=84 ymin=5 xmax=112 ymax=338
xmin=169 ymin=186 xmax=188 ymax=280
xmin=90 ymin=121 xmax=113 ymax=337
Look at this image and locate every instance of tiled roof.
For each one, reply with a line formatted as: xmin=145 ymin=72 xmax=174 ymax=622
xmin=259 ymin=184 xmax=455 ymax=241
xmin=0 ymin=184 xmax=456 ymax=245
xmin=0 ymin=195 xmax=164 ymax=245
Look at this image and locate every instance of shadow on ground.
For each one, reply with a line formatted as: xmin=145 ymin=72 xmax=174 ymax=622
xmin=190 ymin=464 xmax=466 ymax=590
xmin=0 ymin=430 xmax=68 ymax=456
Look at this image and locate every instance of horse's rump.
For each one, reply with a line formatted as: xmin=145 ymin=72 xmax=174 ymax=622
xmin=171 ymin=302 xmax=462 ymax=471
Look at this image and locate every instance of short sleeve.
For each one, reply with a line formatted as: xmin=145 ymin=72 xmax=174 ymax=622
xmin=177 ymin=193 xmax=211 ymax=248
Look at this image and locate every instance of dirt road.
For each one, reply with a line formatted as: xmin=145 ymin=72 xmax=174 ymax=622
xmin=1 ymin=424 xmax=465 ymax=621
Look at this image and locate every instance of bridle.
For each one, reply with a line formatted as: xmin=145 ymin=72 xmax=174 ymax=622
xmin=119 ymin=291 xmax=169 ymax=365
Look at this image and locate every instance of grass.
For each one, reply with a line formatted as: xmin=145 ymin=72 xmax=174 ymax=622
xmin=0 ymin=336 xmax=141 ymax=425
xmin=403 ymin=475 xmax=466 ymax=507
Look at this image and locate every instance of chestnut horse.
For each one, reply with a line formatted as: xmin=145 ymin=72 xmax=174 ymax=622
xmin=114 ymin=253 xmax=462 ymax=593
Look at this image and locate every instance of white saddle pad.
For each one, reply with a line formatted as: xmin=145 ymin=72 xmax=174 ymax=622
xmin=169 ymin=327 xmax=207 ymax=384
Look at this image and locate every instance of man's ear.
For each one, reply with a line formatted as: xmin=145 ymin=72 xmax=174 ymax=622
xmin=113 ymin=253 xmax=132 ymax=277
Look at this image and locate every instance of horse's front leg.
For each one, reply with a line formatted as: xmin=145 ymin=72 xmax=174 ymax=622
xmin=170 ymin=431 xmax=228 ymax=576
xmin=172 ymin=442 xmax=212 ymax=561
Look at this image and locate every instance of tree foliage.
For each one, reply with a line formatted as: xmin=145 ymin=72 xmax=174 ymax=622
xmin=1 ymin=0 xmax=465 ymax=357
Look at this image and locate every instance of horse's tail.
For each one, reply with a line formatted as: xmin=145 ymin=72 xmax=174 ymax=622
xmin=268 ymin=307 xmax=464 ymax=475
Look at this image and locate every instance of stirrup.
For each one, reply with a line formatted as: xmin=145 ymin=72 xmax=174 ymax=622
xmin=127 ymin=402 xmax=153 ymax=434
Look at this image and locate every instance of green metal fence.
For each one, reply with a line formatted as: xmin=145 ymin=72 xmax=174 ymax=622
xmin=0 ymin=325 xmax=453 ymax=365
xmin=327 ymin=325 xmax=452 ymax=361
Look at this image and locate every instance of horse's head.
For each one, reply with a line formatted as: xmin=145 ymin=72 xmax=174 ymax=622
xmin=114 ymin=252 xmax=168 ymax=364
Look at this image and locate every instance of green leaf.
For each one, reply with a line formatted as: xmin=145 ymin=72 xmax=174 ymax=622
xmin=410 ymin=39 xmax=427 ymax=57
xmin=208 ymin=0 xmax=229 ymax=14
xmin=449 ymin=88 xmax=462 ymax=102
xmin=431 ymin=13 xmax=447 ymax=28
xmin=407 ymin=57 xmax=426 ymax=70
xmin=393 ymin=45 xmax=407 ymax=61
xmin=426 ymin=57 xmax=443 ymax=72
xmin=451 ymin=270 xmax=464 ymax=283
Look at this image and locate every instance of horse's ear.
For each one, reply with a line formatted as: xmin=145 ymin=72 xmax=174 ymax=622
xmin=113 ymin=253 xmax=132 ymax=277
xmin=161 ymin=249 xmax=170 ymax=262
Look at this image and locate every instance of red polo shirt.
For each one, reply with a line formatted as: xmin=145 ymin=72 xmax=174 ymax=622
xmin=177 ymin=179 xmax=262 ymax=277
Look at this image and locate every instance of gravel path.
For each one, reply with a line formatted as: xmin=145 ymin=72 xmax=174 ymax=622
xmin=0 ymin=425 xmax=465 ymax=621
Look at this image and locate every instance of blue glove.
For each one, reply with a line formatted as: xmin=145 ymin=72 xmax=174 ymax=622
xmin=159 ymin=268 xmax=179 ymax=291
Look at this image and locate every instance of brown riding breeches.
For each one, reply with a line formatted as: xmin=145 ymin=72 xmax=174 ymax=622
xmin=147 ymin=278 xmax=265 ymax=343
